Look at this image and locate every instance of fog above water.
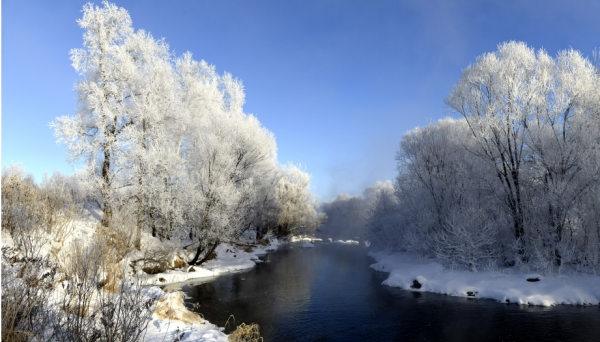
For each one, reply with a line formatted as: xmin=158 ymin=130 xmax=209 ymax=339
xmin=317 ymin=181 xmax=394 ymax=240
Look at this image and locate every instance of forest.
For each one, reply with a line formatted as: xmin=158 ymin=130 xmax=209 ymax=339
xmin=1 ymin=3 xmax=324 ymax=341
xmin=367 ymin=42 xmax=600 ymax=274
xmin=4 ymin=2 xmax=600 ymax=342
xmin=49 ymin=2 xmax=325 ymax=264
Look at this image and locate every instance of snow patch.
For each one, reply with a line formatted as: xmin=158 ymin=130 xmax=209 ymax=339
xmin=370 ymin=251 xmax=600 ymax=306
xmin=333 ymin=239 xmax=359 ymax=244
xmin=291 ymin=235 xmax=322 ymax=242
xmin=300 ymin=242 xmax=315 ymax=248
xmin=143 ymin=287 xmax=228 ymax=342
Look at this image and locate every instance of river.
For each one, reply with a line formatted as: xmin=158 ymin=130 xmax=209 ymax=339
xmin=180 ymin=242 xmax=600 ymax=342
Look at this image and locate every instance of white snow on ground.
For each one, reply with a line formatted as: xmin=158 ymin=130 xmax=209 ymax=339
xmin=139 ymin=238 xmax=281 ymax=287
xmin=142 ymin=287 xmax=229 ymax=342
xmin=144 ymin=317 xmax=228 ymax=342
xmin=137 ymin=239 xmax=281 ymax=341
xmin=369 ymin=251 xmax=600 ymax=306
xmin=291 ymin=235 xmax=323 ymax=242
xmin=4 ymin=203 xmax=282 ymax=342
xmin=333 ymin=239 xmax=359 ymax=244
xmin=300 ymin=242 xmax=315 ymax=248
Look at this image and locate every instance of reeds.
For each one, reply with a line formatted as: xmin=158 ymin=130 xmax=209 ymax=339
xmin=225 ymin=315 xmax=263 ymax=342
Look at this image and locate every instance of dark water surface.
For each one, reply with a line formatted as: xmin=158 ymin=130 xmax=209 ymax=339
xmin=181 ymin=243 xmax=600 ymax=342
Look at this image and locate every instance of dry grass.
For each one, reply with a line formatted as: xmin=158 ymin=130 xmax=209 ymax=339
xmin=61 ymin=304 xmax=91 ymax=318
xmin=142 ymin=264 xmax=167 ymax=275
xmin=1 ymin=246 xmax=56 ymax=342
xmin=2 ymin=173 xmax=80 ymax=264
xmin=102 ymin=263 xmax=124 ymax=293
xmin=95 ymin=222 xmax=134 ymax=266
xmin=153 ymin=292 xmax=204 ymax=326
xmin=172 ymin=255 xmax=189 ymax=269
xmin=226 ymin=315 xmax=263 ymax=342
xmin=1 ymin=329 xmax=35 ymax=342
xmin=138 ymin=242 xmax=188 ymax=275
xmin=256 ymin=238 xmax=270 ymax=246
xmin=2 ymin=173 xmax=158 ymax=342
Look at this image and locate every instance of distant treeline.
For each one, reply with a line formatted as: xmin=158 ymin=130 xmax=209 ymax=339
xmin=318 ymin=181 xmax=393 ymax=240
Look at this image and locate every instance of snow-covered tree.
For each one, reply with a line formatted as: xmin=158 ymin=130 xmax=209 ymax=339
xmin=445 ymin=42 xmax=537 ymax=256
xmin=52 ymin=2 xmax=138 ymax=228
xmin=276 ymin=164 xmax=325 ymax=236
xmin=53 ymin=2 xmax=323 ymax=262
xmin=368 ymin=42 xmax=600 ymax=273
xmin=524 ymin=48 xmax=600 ymax=266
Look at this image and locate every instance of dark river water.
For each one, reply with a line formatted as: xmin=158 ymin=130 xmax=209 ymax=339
xmin=181 ymin=242 xmax=600 ymax=342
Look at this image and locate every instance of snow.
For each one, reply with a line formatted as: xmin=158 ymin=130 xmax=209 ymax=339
xmin=4 ymin=203 xmax=282 ymax=342
xmin=142 ymin=287 xmax=228 ymax=342
xmin=291 ymin=235 xmax=322 ymax=242
xmin=300 ymin=242 xmax=315 ymax=248
xmin=369 ymin=251 xmax=600 ymax=306
xmin=136 ymin=237 xmax=281 ymax=287
xmin=136 ymin=238 xmax=281 ymax=340
xmin=333 ymin=239 xmax=359 ymax=244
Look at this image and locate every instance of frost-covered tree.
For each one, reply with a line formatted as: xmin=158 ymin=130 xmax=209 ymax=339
xmin=124 ymin=30 xmax=179 ymax=248
xmin=52 ymin=2 xmax=138 ymax=228
xmin=183 ymin=71 xmax=281 ymax=265
xmin=277 ymin=164 xmax=325 ymax=236
xmin=368 ymin=42 xmax=600 ymax=273
xmin=53 ymin=2 xmax=323 ymax=262
xmin=524 ymin=48 xmax=600 ymax=265
xmin=445 ymin=42 xmax=537 ymax=256
xmin=365 ymin=184 xmax=403 ymax=252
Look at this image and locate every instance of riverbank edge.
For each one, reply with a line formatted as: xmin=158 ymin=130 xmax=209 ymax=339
xmin=141 ymin=237 xmax=283 ymax=342
xmin=1 ymin=201 xmax=286 ymax=342
xmin=368 ymin=251 xmax=600 ymax=307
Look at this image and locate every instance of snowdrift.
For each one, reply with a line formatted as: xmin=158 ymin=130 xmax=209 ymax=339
xmin=369 ymin=251 xmax=600 ymax=307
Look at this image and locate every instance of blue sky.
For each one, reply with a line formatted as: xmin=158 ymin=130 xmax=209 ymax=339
xmin=3 ymin=0 xmax=600 ymax=201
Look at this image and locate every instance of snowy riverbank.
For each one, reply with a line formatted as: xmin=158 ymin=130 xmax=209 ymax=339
xmin=2 ymin=201 xmax=284 ymax=342
xmin=136 ymin=237 xmax=281 ymax=287
xmin=369 ymin=251 xmax=600 ymax=307
xmin=141 ymin=238 xmax=282 ymax=342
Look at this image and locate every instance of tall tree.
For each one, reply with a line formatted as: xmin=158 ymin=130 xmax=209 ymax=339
xmin=445 ymin=41 xmax=537 ymax=256
xmin=53 ymin=2 xmax=137 ymax=227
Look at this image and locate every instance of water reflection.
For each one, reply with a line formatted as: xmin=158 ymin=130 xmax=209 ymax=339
xmin=182 ymin=243 xmax=600 ymax=342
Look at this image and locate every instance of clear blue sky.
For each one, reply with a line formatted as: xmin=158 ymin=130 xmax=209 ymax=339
xmin=2 ymin=0 xmax=600 ymax=201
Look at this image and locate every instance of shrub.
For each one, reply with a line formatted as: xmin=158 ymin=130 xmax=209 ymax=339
xmin=225 ymin=316 xmax=263 ymax=342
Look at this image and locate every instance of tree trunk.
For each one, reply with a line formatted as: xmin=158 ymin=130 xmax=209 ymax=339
xmin=189 ymin=244 xmax=204 ymax=265
xmin=101 ymin=145 xmax=112 ymax=228
xmin=189 ymin=240 xmax=220 ymax=265
xmin=135 ymin=119 xmax=147 ymax=250
xmin=256 ymin=226 xmax=265 ymax=241
xmin=150 ymin=209 xmax=157 ymax=238
xmin=136 ymin=180 xmax=142 ymax=250
xmin=197 ymin=241 xmax=220 ymax=265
